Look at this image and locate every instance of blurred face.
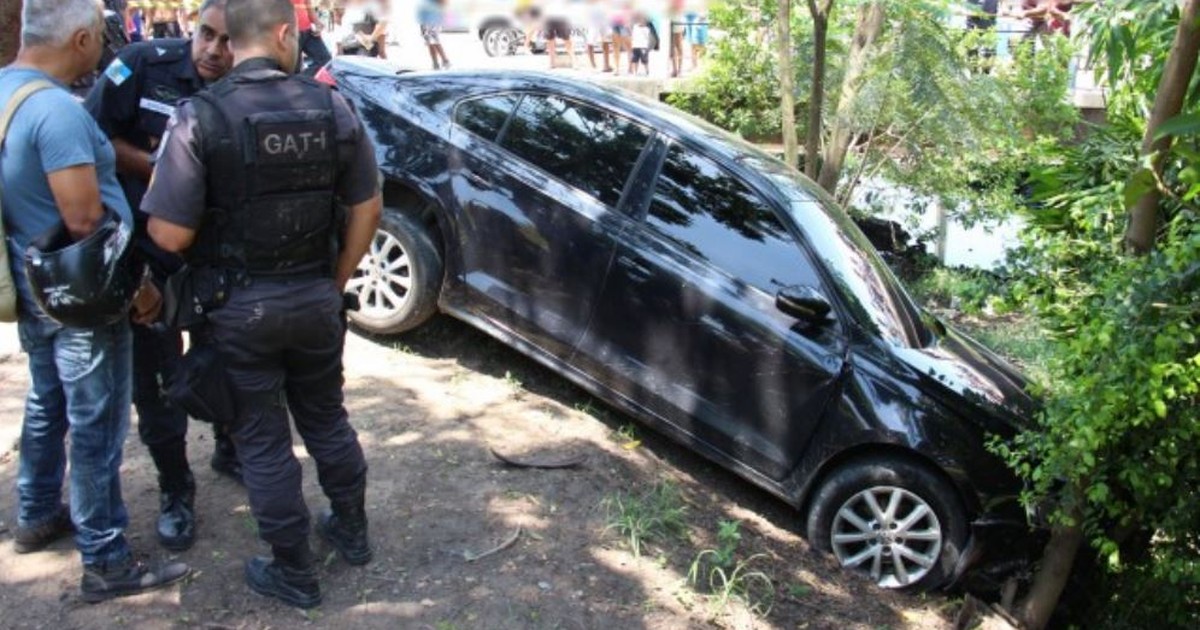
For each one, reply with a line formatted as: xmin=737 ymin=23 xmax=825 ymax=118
xmin=192 ymin=6 xmax=233 ymax=81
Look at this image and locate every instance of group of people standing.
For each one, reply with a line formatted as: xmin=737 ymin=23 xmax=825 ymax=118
xmin=536 ymin=0 xmax=709 ymax=77
xmin=1 ymin=0 xmax=381 ymax=608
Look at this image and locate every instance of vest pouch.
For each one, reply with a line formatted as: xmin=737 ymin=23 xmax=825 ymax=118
xmin=163 ymin=265 xmax=230 ymax=329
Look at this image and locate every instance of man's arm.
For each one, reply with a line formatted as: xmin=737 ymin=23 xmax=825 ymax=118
xmin=113 ymin=137 xmax=153 ymax=181
xmin=148 ymin=217 xmax=197 ymax=253
xmin=331 ymin=93 xmax=383 ymax=291
xmin=335 ymin=195 xmax=382 ymax=292
xmin=46 ymin=166 xmax=105 ymax=240
xmin=143 ymin=104 xmax=208 ymax=253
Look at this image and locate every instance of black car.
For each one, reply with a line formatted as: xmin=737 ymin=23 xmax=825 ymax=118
xmin=327 ymin=59 xmax=1036 ymax=592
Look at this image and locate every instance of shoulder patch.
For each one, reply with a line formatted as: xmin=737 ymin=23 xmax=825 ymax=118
xmin=104 ymin=58 xmax=133 ymax=86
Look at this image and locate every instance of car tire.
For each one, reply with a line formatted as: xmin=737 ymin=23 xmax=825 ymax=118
xmin=482 ymin=26 xmax=519 ymax=57
xmin=806 ymin=456 xmax=967 ymax=592
xmin=346 ymin=210 xmax=442 ymax=336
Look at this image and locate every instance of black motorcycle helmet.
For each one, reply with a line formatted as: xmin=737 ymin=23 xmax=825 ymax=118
xmin=24 ymin=206 xmax=140 ymax=328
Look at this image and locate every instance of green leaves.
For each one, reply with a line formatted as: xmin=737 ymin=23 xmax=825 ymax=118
xmin=1124 ymin=167 xmax=1157 ymax=210
xmin=1153 ymin=113 xmax=1200 ymax=140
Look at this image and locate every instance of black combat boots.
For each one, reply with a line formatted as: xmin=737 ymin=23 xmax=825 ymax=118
xmin=317 ymin=485 xmax=372 ymax=565
xmin=157 ymin=471 xmax=196 ymax=552
xmin=244 ymin=542 xmax=321 ymax=609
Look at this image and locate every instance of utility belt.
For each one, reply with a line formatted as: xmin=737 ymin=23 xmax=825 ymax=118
xmin=162 ymin=263 xmax=331 ymax=330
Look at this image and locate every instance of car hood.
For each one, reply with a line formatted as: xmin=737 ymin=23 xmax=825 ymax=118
xmin=891 ymin=324 xmax=1038 ymax=435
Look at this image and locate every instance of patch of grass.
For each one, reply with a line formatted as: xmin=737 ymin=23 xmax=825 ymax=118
xmin=786 ymin=582 xmax=812 ymax=599
xmin=602 ymin=481 xmax=689 ymax=557
xmin=503 ymin=370 xmax=524 ymax=396
xmin=954 ymin=313 xmax=1052 ymax=385
xmin=909 ymin=265 xmax=1053 ymax=384
xmin=241 ymin=511 xmax=258 ymax=535
xmin=910 ymin=266 xmax=1011 ymax=315
xmin=574 ymin=398 xmax=605 ymax=420
xmin=610 ymin=422 xmax=641 ymax=449
xmin=686 ymin=520 xmax=775 ymax=616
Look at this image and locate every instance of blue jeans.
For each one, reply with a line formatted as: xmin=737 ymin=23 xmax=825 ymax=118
xmin=16 ymin=312 xmax=133 ymax=566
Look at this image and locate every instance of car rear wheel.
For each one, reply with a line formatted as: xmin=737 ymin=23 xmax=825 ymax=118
xmin=806 ymin=457 xmax=967 ymax=592
xmin=346 ymin=211 xmax=442 ymax=335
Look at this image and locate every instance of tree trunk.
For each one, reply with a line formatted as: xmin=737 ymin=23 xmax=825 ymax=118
xmin=804 ymin=0 xmax=833 ymax=179
xmin=1016 ymin=509 xmax=1084 ymax=630
xmin=779 ymin=0 xmax=799 ymax=169
xmin=816 ymin=1 xmax=885 ymax=194
xmin=0 ymin=0 xmax=20 ymax=67
xmin=1125 ymin=0 xmax=1200 ymax=254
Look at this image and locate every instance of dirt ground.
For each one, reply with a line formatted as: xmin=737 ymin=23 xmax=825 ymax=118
xmin=0 ymin=316 xmax=983 ymax=630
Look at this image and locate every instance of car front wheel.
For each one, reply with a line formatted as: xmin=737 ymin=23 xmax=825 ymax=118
xmin=806 ymin=456 xmax=967 ymax=591
xmin=346 ymin=211 xmax=442 ymax=335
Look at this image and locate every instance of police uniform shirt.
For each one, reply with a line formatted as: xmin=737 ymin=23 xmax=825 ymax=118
xmin=85 ymin=38 xmax=204 ymax=211
xmin=141 ymin=58 xmax=379 ymax=230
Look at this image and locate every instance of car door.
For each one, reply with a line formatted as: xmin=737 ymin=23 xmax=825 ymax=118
xmin=446 ymin=92 xmax=652 ymax=359
xmin=576 ymin=141 xmax=848 ymax=481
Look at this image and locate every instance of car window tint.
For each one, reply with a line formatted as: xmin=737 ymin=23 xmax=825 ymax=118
xmin=454 ymin=94 xmax=522 ymax=141
xmin=647 ymin=144 xmax=823 ymax=294
xmin=499 ymin=94 xmax=650 ymax=208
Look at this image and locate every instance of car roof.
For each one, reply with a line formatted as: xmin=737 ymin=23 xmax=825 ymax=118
xmin=330 ymin=62 xmax=810 ymax=193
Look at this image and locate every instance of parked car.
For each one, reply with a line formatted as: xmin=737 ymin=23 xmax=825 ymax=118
xmin=325 ymin=59 xmax=1038 ymax=592
xmin=448 ymin=0 xmax=585 ymax=57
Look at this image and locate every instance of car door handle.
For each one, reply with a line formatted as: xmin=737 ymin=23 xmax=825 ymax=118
xmin=464 ymin=169 xmax=494 ymax=187
xmin=616 ymin=255 xmax=653 ymax=283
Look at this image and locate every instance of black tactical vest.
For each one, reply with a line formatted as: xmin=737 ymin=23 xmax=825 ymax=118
xmin=190 ymin=60 xmax=338 ymax=278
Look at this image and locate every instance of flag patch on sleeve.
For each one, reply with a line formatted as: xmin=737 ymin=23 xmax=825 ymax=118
xmin=104 ymin=58 xmax=132 ymax=87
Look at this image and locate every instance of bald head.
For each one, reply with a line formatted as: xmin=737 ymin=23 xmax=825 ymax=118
xmin=224 ymin=0 xmax=300 ymax=73
xmin=226 ymin=0 xmax=296 ymax=47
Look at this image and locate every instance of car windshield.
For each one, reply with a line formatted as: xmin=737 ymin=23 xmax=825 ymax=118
xmin=737 ymin=154 xmax=930 ymax=348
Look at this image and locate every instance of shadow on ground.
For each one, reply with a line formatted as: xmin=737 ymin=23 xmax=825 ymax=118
xmin=0 ymin=319 xmax=952 ymax=629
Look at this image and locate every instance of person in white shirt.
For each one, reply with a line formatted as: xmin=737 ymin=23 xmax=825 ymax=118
xmin=629 ymin=12 xmax=652 ymax=76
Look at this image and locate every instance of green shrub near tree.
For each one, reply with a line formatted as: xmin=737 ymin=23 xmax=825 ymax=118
xmin=671 ymin=0 xmax=1199 ymax=626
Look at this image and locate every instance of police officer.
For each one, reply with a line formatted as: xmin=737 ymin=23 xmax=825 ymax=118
xmin=84 ymin=0 xmax=238 ymax=553
xmin=143 ymin=0 xmax=382 ymax=608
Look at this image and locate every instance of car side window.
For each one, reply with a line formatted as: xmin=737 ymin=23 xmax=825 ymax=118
xmin=498 ymin=94 xmax=650 ymax=208
xmin=454 ymin=94 xmax=522 ymax=141
xmin=647 ymin=144 xmax=824 ymax=295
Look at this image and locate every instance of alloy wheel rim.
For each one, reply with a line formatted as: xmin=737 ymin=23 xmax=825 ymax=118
xmin=346 ymin=230 xmax=412 ymax=320
xmin=829 ymin=486 xmax=943 ymax=588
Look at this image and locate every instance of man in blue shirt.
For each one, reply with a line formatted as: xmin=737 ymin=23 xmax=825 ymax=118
xmin=0 ymin=0 xmax=188 ymax=603
xmin=86 ymin=0 xmax=238 ymax=554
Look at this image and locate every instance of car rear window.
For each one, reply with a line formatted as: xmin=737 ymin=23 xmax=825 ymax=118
xmin=454 ymin=93 xmax=522 ymax=141
xmin=497 ymin=94 xmax=650 ymax=208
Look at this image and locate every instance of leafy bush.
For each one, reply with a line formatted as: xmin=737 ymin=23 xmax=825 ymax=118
xmin=992 ymin=8 xmax=1200 ymax=613
xmin=667 ymin=1 xmax=783 ymax=141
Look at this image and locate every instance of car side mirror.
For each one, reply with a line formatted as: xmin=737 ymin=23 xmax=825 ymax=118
xmin=776 ymin=286 xmax=832 ymax=323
